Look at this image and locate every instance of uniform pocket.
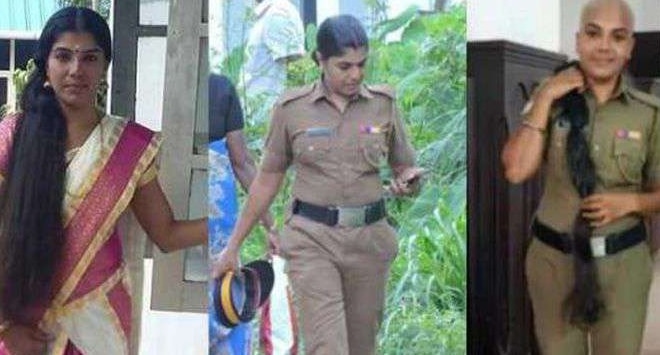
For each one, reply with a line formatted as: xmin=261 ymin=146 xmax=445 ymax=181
xmin=359 ymin=133 xmax=388 ymax=170
xmin=279 ymin=215 xmax=308 ymax=259
xmin=358 ymin=219 xmax=399 ymax=263
xmin=293 ymin=134 xmax=331 ymax=166
xmin=613 ymin=137 xmax=644 ymax=184
xmin=525 ymin=239 xmax=563 ymax=291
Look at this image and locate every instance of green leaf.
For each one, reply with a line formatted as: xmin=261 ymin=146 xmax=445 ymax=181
xmin=372 ymin=5 xmax=420 ymax=41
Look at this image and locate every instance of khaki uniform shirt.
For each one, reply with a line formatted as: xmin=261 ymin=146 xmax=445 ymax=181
xmin=536 ymin=78 xmax=660 ymax=235
xmin=261 ymin=81 xmax=416 ymax=206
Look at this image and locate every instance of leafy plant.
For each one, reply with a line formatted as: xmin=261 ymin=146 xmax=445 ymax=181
xmin=57 ymin=0 xmax=111 ymax=18
xmin=373 ymin=5 xmax=466 ymax=354
xmin=0 ymin=59 xmax=35 ymax=116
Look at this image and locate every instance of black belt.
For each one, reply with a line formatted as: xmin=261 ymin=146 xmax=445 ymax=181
xmin=292 ymin=199 xmax=386 ymax=227
xmin=532 ymin=220 xmax=646 ymax=257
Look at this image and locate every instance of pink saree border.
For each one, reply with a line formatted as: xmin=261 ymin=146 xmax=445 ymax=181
xmin=51 ymin=122 xmax=155 ymax=308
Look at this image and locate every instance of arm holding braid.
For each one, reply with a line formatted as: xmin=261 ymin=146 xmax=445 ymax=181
xmin=502 ymin=68 xmax=585 ymax=183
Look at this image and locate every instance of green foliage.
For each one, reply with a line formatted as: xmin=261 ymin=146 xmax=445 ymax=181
xmin=221 ymin=3 xmax=467 ymax=354
xmin=12 ymin=59 xmax=35 ymax=103
xmin=374 ymin=6 xmax=466 ymax=353
xmin=0 ymin=59 xmax=35 ymax=116
xmin=57 ymin=0 xmax=111 ymax=19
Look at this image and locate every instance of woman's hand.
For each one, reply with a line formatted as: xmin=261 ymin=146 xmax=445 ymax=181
xmin=537 ymin=66 xmax=586 ymax=103
xmin=1 ymin=324 xmax=53 ymax=355
xmin=581 ymin=193 xmax=639 ymax=227
xmin=389 ymin=167 xmax=426 ymax=197
xmin=211 ymin=245 xmax=240 ymax=279
xmin=131 ymin=179 xmax=207 ymax=253
xmin=267 ymin=229 xmax=281 ymax=256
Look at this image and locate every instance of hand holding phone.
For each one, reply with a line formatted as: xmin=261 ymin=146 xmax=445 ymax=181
xmin=403 ymin=168 xmax=426 ymax=186
xmin=388 ymin=167 xmax=427 ymax=197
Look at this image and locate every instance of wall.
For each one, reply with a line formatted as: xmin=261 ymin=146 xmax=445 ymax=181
xmin=560 ymin=0 xmax=660 ymax=58
xmin=467 ymin=0 xmax=561 ymax=52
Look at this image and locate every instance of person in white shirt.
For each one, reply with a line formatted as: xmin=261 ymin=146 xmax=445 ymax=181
xmin=239 ymin=0 xmax=305 ymax=122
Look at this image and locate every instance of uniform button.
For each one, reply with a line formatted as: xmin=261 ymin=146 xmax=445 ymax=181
xmin=593 ymin=144 xmax=599 ymax=152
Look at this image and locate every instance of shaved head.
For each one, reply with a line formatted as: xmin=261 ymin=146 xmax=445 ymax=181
xmin=575 ymin=0 xmax=635 ymax=84
xmin=580 ymin=0 xmax=635 ymax=31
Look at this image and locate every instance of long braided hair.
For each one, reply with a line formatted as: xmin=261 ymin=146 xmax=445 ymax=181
xmin=0 ymin=7 xmax=111 ymax=321
xmin=556 ymin=62 xmax=605 ymax=326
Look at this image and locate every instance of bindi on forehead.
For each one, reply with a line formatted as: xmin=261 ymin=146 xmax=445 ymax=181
xmin=53 ymin=32 xmax=101 ymax=48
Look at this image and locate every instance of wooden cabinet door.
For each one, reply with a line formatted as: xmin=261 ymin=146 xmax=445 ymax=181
xmin=468 ymin=41 xmax=565 ymax=355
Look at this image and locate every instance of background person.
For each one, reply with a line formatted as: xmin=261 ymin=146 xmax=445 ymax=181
xmin=208 ymin=73 xmax=279 ymax=355
xmin=239 ymin=0 xmax=305 ymax=123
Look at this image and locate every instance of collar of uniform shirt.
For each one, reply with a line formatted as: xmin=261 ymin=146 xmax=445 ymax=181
xmin=612 ymin=75 xmax=632 ymax=104
xmin=309 ymin=80 xmax=374 ymax=103
xmin=582 ymin=75 xmax=631 ymax=105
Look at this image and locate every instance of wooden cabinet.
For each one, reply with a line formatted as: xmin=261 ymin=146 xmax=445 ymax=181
xmin=629 ymin=32 xmax=660 ymax=95
xmin=467 ymin=41 xmax=565 ymax=355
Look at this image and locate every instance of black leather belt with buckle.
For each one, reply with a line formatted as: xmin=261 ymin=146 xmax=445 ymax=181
xmin=292 ymin=199 xmax=386 ymax=227
xmin=532 ymin=219 xmax=646 ymax=257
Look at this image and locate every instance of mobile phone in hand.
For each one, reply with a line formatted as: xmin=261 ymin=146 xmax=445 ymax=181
xmin=403 ymin=168 xmax=427 ymax=186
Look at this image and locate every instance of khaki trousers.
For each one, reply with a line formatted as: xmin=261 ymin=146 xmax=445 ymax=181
xmin=279 ymin=214 xmax=399 ymax=355
xmin=526 ymin=238 xmax=653 ymax=355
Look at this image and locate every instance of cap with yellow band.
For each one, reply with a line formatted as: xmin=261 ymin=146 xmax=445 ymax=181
xmin=214 ymin=260 xmax=274 ymax=328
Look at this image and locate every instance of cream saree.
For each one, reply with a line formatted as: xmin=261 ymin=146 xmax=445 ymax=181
xmin=0 ymin=114 xmax=160 ymax=354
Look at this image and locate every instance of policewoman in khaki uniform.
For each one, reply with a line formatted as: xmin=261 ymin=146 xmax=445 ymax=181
xmin=502 ymin=1 xmax=660 ymax=354
xmin=212 ymin=15 xmax=424 ymax=355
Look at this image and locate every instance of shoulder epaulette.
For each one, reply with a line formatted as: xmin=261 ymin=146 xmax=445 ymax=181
xmin=627 ymin=87 xmax=660 ymax=110
xmin=366 ymin=84 xmax=396 ymax=99
xmin=276 ymin=85 xmax=315 ymax=106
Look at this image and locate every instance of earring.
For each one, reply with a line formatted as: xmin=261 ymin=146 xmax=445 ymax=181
xmin=43 ymin=80 xmax=51 ymax=88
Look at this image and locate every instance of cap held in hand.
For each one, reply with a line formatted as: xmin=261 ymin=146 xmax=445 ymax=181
xmin=213 ymin=260 xmax=275 ymax=328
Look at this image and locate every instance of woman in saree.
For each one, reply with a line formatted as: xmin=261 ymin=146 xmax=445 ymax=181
xmin=0 ymin=7 xmax=205 ymax=355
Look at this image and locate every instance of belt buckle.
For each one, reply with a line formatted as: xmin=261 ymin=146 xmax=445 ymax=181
xmin=590 ymin=236 xmax=607 ymax=258
xmin=337 ymin=207 xmax=366 ymax=227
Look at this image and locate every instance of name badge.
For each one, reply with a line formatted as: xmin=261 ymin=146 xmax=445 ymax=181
xmin=305 ymin=127 xmax=333 ymax=137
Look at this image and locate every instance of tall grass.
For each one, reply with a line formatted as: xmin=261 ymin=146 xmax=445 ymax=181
xmin=221 ymin=3 xmax=466 ymax=354
xmin=372 ymin=6 xmax=466 ymax=354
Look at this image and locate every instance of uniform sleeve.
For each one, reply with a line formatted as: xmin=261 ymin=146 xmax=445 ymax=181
xmin=260 ymin=105 xmax=292 ymax=172
xmin=388 ymin=101 xmax=416 ymax=168
xmin=263 ymin=13 xmax=305 ymax=62
xmin=537 ymin=104 xmax=562 ymax=160
xmin=644 ymin=106 xmax=660 ymax=186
